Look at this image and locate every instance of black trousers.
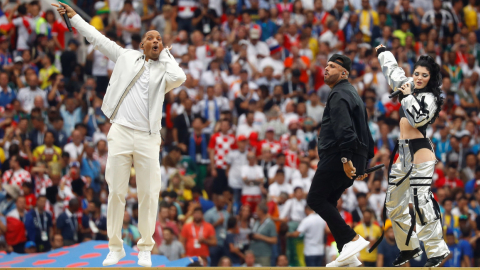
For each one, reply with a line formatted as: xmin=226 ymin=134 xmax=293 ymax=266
xmin=307 ymin=153 xmax=366 ymax=253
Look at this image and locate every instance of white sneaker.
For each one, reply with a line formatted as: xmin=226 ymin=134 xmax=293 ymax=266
xmin=327 ymin=255 xmax=362 ymax=267
xmin=138 ymin=250 xmax=152 ymax=267
xmin=102 ymin=249 xmax=126 ymax=266
xmin=336 ymin=235 xmax=370 ymax=262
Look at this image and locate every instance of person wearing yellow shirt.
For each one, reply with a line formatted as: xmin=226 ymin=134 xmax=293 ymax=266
xmin=356 ymin=0 xmax=379 ymax=43
xmin=353 ymin=209 xmax=382 ymax=266
xmin=38 ymin=54 xmax=59 ymax=90
xmin=32 ymin=131 xmax=62 ymax=162
xmin=463 ymin=0 xmax=478 ymax=31
xmin=90 ymin=1 xmax=111 ymax=31
xmin=442 ymin=198 xmax=460 ymax=238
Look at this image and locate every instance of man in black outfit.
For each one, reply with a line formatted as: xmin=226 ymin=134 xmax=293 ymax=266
xmin=307 ymin=54 xmax=375 ymax=266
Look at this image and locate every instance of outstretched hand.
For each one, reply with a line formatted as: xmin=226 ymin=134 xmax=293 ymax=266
xmin=51 ymin=2 xmax=77 ymax=19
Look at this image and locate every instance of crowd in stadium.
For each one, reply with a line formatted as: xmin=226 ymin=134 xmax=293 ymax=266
xmin=0 ymin=0 xmax=480 ymax=267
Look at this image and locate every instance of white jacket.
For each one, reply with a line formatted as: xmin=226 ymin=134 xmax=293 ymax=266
xmin=71 ymin=15 xmax=186 ymax=133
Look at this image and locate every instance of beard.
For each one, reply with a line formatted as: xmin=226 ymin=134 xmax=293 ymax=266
xmin=324 ymin=73 xmax=340 ymax=85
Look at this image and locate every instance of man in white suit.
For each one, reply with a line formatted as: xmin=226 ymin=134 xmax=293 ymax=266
xmin=53 ymin=3 xmax=186 ymax=267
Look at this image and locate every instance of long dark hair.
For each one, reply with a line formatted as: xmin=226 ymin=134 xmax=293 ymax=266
xmin=413 ymin=55 xmax=444 ymax=124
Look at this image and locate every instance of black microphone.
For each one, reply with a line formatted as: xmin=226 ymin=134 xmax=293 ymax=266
xmin=388 ymin=89 xmax=402 ymax=99
xmin=62 ymin=6 xmax=73 ymax=32
xmin=389 ymin=83 xmax=414 ymax=98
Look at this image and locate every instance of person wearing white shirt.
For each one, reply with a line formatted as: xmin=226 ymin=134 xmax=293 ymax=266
xmin=268 ymin=154 xmax=301 ymax=183
xmin=368 ymin=179 xmax=386 ymax=222
xmin=287 ymin=205 xmax=327 ymax=266
xmin=192 ymin=86 xmax=221 ymax=134
xmin=240 ymin=151 xmax=264 ymax=213
xmin=280 ymin=187 xmax=307 ymax=222
xmin=236 ymin=111 xmax=257 ymax=138
xmin=291 ymin=161 xmax=315 ymax=194
xmin=117 ymin=1 xmax=141 ymax=45
xmin=226 ymin=139 xmax=249 ymax=205
xmin=10 ymin=4 xmax=33 ymax=51
xmin=268 ymin=169 xmax=293 ymax=201
xmin=17 ymin=73 xmax=47 ymax=113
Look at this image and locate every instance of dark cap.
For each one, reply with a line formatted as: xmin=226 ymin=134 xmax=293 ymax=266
xmin=328 ymin=54 xmax=352 ymax=74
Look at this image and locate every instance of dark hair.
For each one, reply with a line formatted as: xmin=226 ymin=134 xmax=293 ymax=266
xmin=227 ymin=216 xmax=237 ymax=229
xmin=413 ymin=55 xmax=444 ymax=124
xmin=18 ymin=4 xmax=27 ymax=15
xmin=193 ymin=207 xmax=203 ymax=213
xmin=163 ymin=227 xmax=174 ymax=235
xmin=124 ymin=0 xmax=133 ymax=5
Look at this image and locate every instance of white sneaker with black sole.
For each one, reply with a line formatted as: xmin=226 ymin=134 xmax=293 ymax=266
xmin=102 ymin=249 xmax=126 ymax=266
xmin=138 ymin=250 xmax=152 ymax=267
xmin=326 ymin=255 xmax=362 ymax=267
xmin=336 ymin=235 xmax=371 ymax=262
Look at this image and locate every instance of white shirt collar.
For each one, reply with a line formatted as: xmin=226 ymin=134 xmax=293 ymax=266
xmin=66 ymin=208 xmax=73 ymax=218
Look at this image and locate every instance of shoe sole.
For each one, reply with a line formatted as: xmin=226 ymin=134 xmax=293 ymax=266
xmin=337 ymin=239 xmax=370 ymax=262
xmin=427 ymin=252 xmax=450 ymax=267
xmin=393 ymin=249 xmax=423 ymax=266
xmin=102 ymin=250 xmax=126 ymax=266
xmin=138 ymin=261 xmax=152 ymax=267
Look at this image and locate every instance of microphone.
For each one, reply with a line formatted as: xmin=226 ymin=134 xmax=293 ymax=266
xmin=62 ymin=6 xmax=73 ymax=32
xmin=389 ymin=83 xmax=414 ymax=98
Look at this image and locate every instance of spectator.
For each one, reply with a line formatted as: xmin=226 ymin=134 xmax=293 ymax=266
xmin=241 ymin=250 xmax=262 ymax=267
xmin=32 ymin=131 xmax=62 ymax=162
xmin=159 ymin=227 xmax=185 ymax=261
xmin=24 ymin=241 xmax=37 ymax=253
xmin=121 ymin=210 xmax=140 ymax=247
xmin=81 ymin=200 xmax=107 ymax=241
xmin=376 ymin=219 xmax=402 ymax=267
xmin=249 ymin=202 xmax=277 ymax=266
xmin=276 ymin=254 xmax=290 ymax=266
xmin=204 ymin=193 xmax=230 ymax=266
xmin=56 ymin=198 xmax=80 ymax=246
xmin=2 ymin=155 xmax=32 ymax=190
xmin=180 ymin=207 xmax=217 ymax=263
xmin=353 ymin=208 xmax=382 ymax=267
xmin=79 ymin=142 xmax=101 ymax=193
xmin=280 ymin=187 xmax=306 ymax=222
xmin=17 ymin=73 xmax=46 ymax=113
xmin=240 ymin=150 xmax=264 ymax=212
xmin=24 ymin=195 xmax=53 ymax=252
xmin=287 ymin=205 xmax=326 ymax=266
xmin=209 ymin=119 xmax=237 ymax=193
xmin=63 ymin=130 xmax=84 ymax=162
xmin=192 ymin=0 xmax=219 ymax=36
xmin=60 ymin=99 xmax=82 ymax=137
xmin=268 ymin=170 xmax=293 ymax=201
xmin=444 ymin=229 xmax=469 ymax=267
xmin=224 ymin=216 xmax=244 ymax=266
xmin=51 ymin=234 xmax=64 ymax=250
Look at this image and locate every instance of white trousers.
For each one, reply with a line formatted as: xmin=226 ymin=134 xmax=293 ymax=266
xmin=105 ymin=123 xmax=162 ymax=252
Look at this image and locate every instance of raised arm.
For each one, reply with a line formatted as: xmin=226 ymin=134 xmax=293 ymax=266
xmin=376 ymin=45 xmax=412 ymax=93
xmin=52 ymin=3 xmax=127 ymax=63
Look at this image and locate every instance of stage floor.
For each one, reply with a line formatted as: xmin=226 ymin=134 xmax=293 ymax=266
xmin=0 ymin=266 xmax=478 ymax=270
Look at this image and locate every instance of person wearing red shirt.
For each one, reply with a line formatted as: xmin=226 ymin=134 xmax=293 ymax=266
xmin=153 ymin=203 xmax=180 ymax=249
xmin=208 ymin=119 xmax=237 ymax=193
xmin=256 ymin=128 xmax=281 ymax=156
xmin=284 ymin=46 xmax=310 ymax=84
xmin=436 ymin=165 xmax=464 ymax=189
xmin=180 ymin=207 xmax=217 ymax=263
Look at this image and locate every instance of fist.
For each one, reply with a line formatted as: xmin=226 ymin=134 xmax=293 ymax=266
xmin=51 ymin=2 xmax=77 ymax=19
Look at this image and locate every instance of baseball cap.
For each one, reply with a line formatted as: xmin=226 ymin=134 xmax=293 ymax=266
xmin=25 ymin=241 xmax=36 ymax=249
xmin=266 ymin=127 xmax=275 ymax=132
xmin=328 ymin=54 xmax=352 ymax=74
xmin=14 ymin=56 xmax=23 ymax=63
xmin=250 ymin=27 xmax=261 ymax=40
xmin=237 ymin=135 xmax=248 ymax=141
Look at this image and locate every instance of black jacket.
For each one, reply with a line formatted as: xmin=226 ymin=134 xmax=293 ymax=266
xmin=317 ymin=80 xmax=374 ymax=160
